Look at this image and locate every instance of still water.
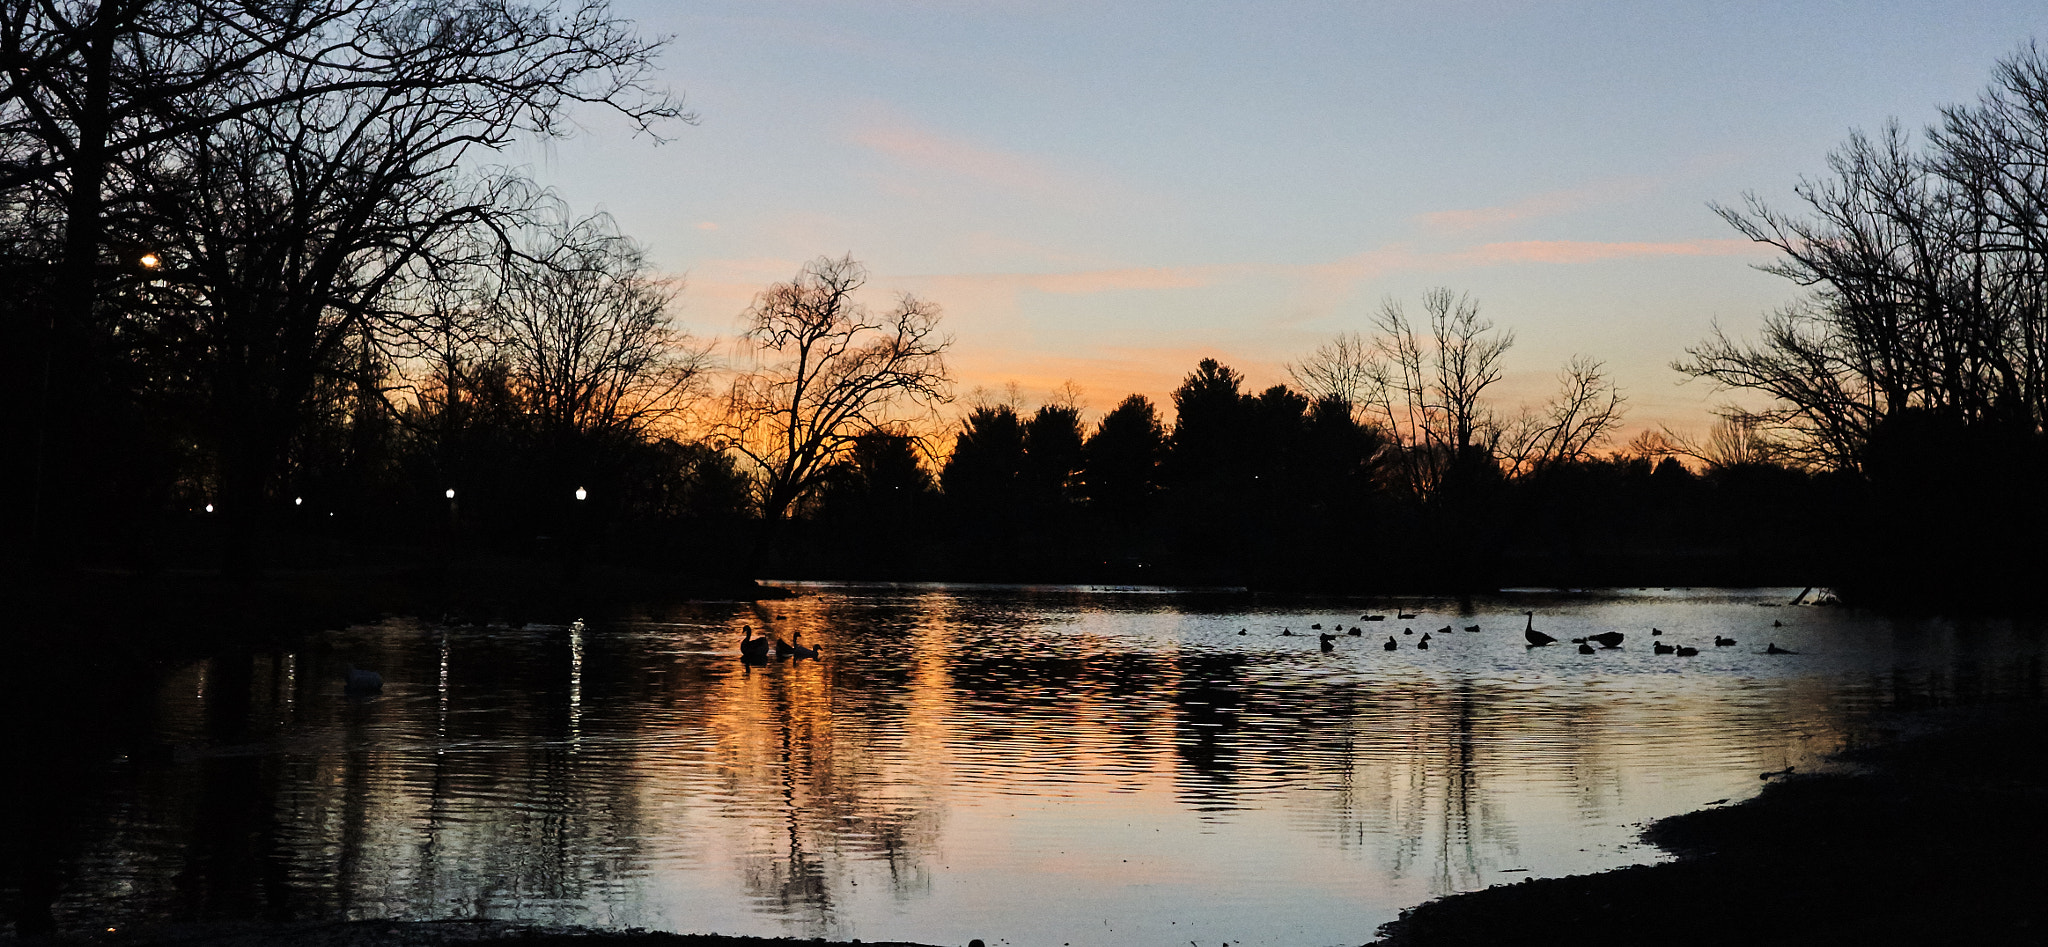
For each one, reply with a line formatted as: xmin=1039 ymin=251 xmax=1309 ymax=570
xmin=20 ymin=585 xmax=2048 ymax=946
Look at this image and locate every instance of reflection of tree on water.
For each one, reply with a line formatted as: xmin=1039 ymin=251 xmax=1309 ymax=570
xmin=720 ymin=598 xmax=946 ymax=935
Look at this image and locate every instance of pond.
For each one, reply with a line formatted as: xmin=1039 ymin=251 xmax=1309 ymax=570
xmin=12 ymin=585 xmax=2045 ymax=946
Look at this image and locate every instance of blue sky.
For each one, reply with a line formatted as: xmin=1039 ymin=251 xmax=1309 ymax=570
xmin=511 ymin=1 xmax=2047 ymax=436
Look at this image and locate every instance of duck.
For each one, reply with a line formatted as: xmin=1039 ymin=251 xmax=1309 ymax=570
xmin=1715 ymin=635 xmax=1736 ymax=647
xmin=791 ymin=630 xmax=820 ymax=659
xmin=1281 ymin=628 xmax=1294 ymax=636
xmin=740 ymin=625 xmax=770 ymax=662
xmin=1651 ymin=627 xmax=1663 ymax=636
xmin=1311 ymin=623 xmax=1323 ymax=630
xmin=1417 ymin=633 xmax=1431 ymax=650
xmin=1766 ymin=642 xmax=1796 ymax=654
xmin=1404 ymin=626 xmax=1414 ymax=635
xmin=774 ymin=635 xmax=795 ymax=658
xmin=1773 ymin=620 xmax=1784 ymax=628
xmin=1383 ymin=636 xmax=1398 ymax=651
xmin=1435 ymin=625 xmax=1452 ymax=635
xmin=1348 ymin=627 xmax=1363 ymax=636
xmin=1523 ymin=612 xmax=1556 ymax=647
xmin=343 ymin=664 xmax=383 ymax=693
xmin=1653 ymin=641 xmax=1675 ymax=655
xmin=1577 ymin=641 xmax=1596 ymax=654
xmin=1398 ymin=609 xmax=1418 ymax=620
xmin=1584 ymin=631 xmax=1624 ymax=649
xmin=1363 ymin=613 xmax=1385 ymax=621
xmin=1675 ymin=645 xmax=1699 ymax=657
xmin=1239 ymin=628 xmax=1248 ymax=635
xmin=1463 ymin=624 xmax=1481 ymax=633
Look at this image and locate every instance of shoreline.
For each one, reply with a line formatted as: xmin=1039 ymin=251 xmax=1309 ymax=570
xmin=1368 ymin=698 xmax=2048 ymax=946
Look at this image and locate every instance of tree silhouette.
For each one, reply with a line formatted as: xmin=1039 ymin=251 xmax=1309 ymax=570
xmin=718 ymin=255 xmax=951 ymax=568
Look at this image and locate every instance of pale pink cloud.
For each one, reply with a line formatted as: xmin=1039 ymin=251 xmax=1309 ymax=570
xmin=1419 ymin=190 xmax=1589 ymax=230
xmin=851 ymin=122 xmax=1078 ymax=199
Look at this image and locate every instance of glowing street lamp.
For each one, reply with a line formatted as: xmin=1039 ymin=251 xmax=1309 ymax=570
xmin=575 ymin=486 xmax=587 ymax=501
xmin=445 ymin=488 xmax=456 ymax=500
xmin=139 ymin=252 xmax=161 ymax=269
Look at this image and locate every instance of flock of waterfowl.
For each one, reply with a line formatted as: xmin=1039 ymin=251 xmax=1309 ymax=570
xmin=740 ymin=624 xmax=818 ymax=664
xmin=1225 ymin=607 xmax=1803 ymax=659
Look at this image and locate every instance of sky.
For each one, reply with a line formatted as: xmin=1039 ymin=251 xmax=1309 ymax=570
xmin=508 ymin=1 xmax=2048 ymax=438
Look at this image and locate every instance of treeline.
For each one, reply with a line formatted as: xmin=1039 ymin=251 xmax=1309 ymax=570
xmin=774 ymin=359 xmax=1844 ymax=591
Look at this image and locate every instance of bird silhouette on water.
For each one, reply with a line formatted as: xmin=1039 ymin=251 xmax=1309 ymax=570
xmin=1675 ymin=645 xmax=1699 ymax=657
xmin=792 ymin=630 xmax=820 ymax=659
xmin=1653 ymin=641 xmax=1675 ymax=655
xmin=1348 ymin=626 xmax=1363 ymax=636
xmin=740 ymin=625 xmax=769 ymax=662
xmin=1577 ymin=641 xmax=1596 ymax=654
xmin=1463 ymin=624 xmax=1481 ymax=633
xmin=1715 ymin=635 xmax=1737 ymax=647
xmin=1766 ymin=642 xmax=1797 ymax=654
xmin=1573 ymin=631 xmax=1625 ymax=649
xmin=1523 ymin=612 xmax=1556 ymax=646
xmin=1418 ymin=633 xmax=1431 ymax=650
xmin=1383 ymin=636 xmax=1398 ymax=651
xmin=1320 ymin=633 xmax=1337 ymax=652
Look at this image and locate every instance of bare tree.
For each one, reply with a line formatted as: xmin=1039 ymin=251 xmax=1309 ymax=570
xmin=490 ymin=213 xmax=706 ymax=441
xmin=1499 ymin=356 xmax=1628 ymax=475
xmin=1631 ymin=414 xmax=1784 ymax=471
xmin=1356 ymin=288 xmax=1514 ymax=498
xmin=717 ymin=254 xmax=952 ymax=533
xmin=1287 ymin=330 xmax=1374 ymax=408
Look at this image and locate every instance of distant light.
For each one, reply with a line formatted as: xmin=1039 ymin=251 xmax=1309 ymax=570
xmin=204 ymin=504 xmax=214 ymax=513
xmin=294 ymin=497 xmax=302 ymax=506
xmin=139 ymin=253 xmax=160 ymax=269
xmin=445 ymin=488 xmax=456 ymax=499
xmin=575 ymin=486 xmax=587 ymax=501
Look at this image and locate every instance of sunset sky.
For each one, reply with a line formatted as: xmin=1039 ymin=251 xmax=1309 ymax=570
xmin=512 ymin=1 xmax=2046 ymax=436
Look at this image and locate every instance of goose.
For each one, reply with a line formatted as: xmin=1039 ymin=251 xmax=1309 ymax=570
xmin=1311 ymin=623 xmax=1323 ymax=630
xmin=774 ymin=635 xmax=795 ymax=658
xmin=1523 ymin=612 xmax=1556 ymax=647
xmin=1435 ymin=625 xmax=1452 ymax=635
xmin=1714 ymin=636 xmax=1736 ymax=647
xmin=792 ymin=631 xmax=820 ymax=659
xmin=1577 ymin=641 xmax=1596 ymax=654
xmin=1765 ymin=642 xmax=1796 ymax=654
xmin=1403 ymin=626 xmax=1414 ymax=635
xmin=1348 ymin=627 xmax=1363 ymax=636
xmin=1363 ymin=614 xmax=1385 ymax=622
xmin=1417 ymin=634 xmax=1431 ymax=650
xmin=1653 ymin=641 xmax=1675 ymax=655
xmin=1383 ymin=636 xmax=1398 ymax=651
xmin=1772 ymin=620 xmax=1783 ymax=628
xmin=740 ymin=625 xmax=770 ymax=661
xmin=1320 ymin=634 xmax=1336 ymax=653
xmin=1281 ymin=628 xmax=1294 ymax=636
xmin=1463 ymin=624 xmax=1481 ymax=633
xmin=1675 ymin=645 xmax=1699 ymax=657
xmin=1398 ymin=609 xmax=1418 ymax=620
xmin=1584 ymin=631 xmax=1624 ymax=649
xmin=343 ymin=664 xmax=383 ymax=693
